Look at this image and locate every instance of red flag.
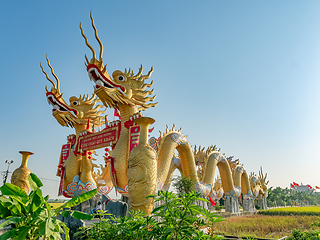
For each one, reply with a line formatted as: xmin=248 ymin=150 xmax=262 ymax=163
xmin=114 ymin=109 xmax=121 ymax=120
xmin=208 ymin=195 xmax=216 ymax=206
xmin=316 ymin=186 xmax=320 ymax=189
xmin=293 ymin=182 xmax=299 ymax=186
xmin=86 ymin=117 xmax=90 ymax=130
xmin=307 ymin=184 xmax=312 ymax=189
xmin=290 ymin=184 xmax=294 ymax=188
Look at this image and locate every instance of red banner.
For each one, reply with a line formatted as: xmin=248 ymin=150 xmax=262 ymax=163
xmin=57 ymin=143 xmax=70 ymax=196
xmin=129 ymin=125 xmax=140 ymax=152
xmin=57 ymin=143 xmax=71 ymax=176
xmin=78 ymin=126 xmax=120 ymax=152
xmin=58 ymin=167 xmax=65 ymax=196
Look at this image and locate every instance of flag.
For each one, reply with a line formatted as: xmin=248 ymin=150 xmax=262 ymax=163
xmin=114 ymin=109 xmax=121 ymax=120
xmin=290 ymin=184 xmax=294 ymax=188
xmin=316 ymin=186 xmax=320 ymax=190
xmin=86 ymin=117 xmax=90 ymax=130
xmin=293 ymin=182 xmax=299 ymax=186
xmin=208 ymin=195 xmax=216 ymax=206
xmin=307 ymin=184 xmax=312 ymax=189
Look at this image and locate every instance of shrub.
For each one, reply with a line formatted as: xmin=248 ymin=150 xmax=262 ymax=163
xmin=172 ymin=176 xmax=194 ymax=197
xmin=287 ymin=229 xmax=320 ymax=240
xmin=0 ymin=173 xmax=96 ymax=240
xmin=77 ymin=190 xmax=225 ymax=240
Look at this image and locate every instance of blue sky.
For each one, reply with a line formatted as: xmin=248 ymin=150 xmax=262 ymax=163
xmin=1 ymin=1 xmax=320 ymax=199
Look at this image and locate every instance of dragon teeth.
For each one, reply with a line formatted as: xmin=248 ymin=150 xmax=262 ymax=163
xmin=96 ymin=80 xmax=103 ymax=87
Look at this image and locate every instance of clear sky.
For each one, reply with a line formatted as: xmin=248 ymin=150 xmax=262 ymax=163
xmin=1 ymin=1 xmax=320 ymax=199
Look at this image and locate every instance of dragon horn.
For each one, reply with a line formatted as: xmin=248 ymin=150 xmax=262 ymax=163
xmin=80 ymin=22 xmax=96 ymax=60
xmin=90 ymin=11 xmax=103 ymax=64
xmin=40 ymin=62 xmax=56 ymax=90
xmin=45 ymin=55 xmax=61 ymax=93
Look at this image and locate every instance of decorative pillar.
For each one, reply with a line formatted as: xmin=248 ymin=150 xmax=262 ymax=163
xmin=128 ymin=117 xmax=157 ymax=215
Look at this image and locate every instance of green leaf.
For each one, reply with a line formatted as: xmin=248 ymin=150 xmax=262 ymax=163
xmin=12 ymin=226 xmax=30 ymax=240
xmin=0 ymin=229 xmax=15 ymax=240
xmin=27 ymin=175 xmax=37 ymax=191
xmin=56 ymin=189 xmax=97 ymax=211
xmin=29 ymin=173 xmax=43 ymax=188
xmin=69 ymin=210 xmax=94 ymax=220
xmin=61 ymin=210 xmax=70 ymax=219
xmin=44 ymin=218 xmax=54 ymax=237
xmin=0 ymin=183 xmax=28 ymax=204
xmin=152 ymin=205 xmax=164 ymax=213
xmin=59 ymin=221 xmax=70 ymax=240
xmin=0 ymin=203 xmax=11 ymax=218
xmin=30 ymin=188 xmax=44 ymax=213
xmin=44 ymin=195 xmax=49 ymax=201
xmin=0 ymin=217 xmax=21 ymax=228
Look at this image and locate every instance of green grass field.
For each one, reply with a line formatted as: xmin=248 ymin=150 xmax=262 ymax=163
xmin=214 ymin=214 xmax=319 ymax=239
xmin=259 ymin=206 xmax=320 ymax=216
xmin=214 ymin=206 xmax=320 ymax=238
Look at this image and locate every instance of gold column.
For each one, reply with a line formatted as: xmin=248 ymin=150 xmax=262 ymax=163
xmin=128 ymin=117 xmax=157 ymax=215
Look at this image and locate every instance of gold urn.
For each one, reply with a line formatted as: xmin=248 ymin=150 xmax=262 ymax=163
xmin=128 ymin=117 xmax=157 ymax=215
xmin=11 ymin=151 xmax=34 ymax=193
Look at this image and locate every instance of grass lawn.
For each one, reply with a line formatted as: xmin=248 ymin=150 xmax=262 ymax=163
xmin=259 ymin=206 xmax=320 ymax=216
xmin=214 ymin=214 xmax=320 ymax=239
xmin=48 ymin=202 xmax=66 ymax=210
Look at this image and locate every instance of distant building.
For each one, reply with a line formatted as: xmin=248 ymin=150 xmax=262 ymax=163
xmin=292 ymin=184 xmax=313 ymax=192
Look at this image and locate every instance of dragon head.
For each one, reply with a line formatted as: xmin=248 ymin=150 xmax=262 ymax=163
xmin=193 ymin=145 xmax=206 ymax=166
xmin=41 ymin=55 xmax=106 ymax=128
xmin=80 ymin=12 xmax=157 ymax=111
xmin=258 ymin=167 xmax=269 ymax=193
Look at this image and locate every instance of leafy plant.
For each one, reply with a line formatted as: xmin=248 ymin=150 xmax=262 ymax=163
xmin=172 ymin=176 xmax=194 ymax=197
xmin=77 ymin=190 xmax=225 ymax=240
xmin=0 ymin=173 xmax=97 ymax=240
xmin=287 ymin=228 xmax=320 ymax=240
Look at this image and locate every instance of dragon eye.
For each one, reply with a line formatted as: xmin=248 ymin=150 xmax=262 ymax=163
xmin=118 ymin=75 xmax=125 ymax=82
xmin=73 ymin=101 xmax=79 ymax=106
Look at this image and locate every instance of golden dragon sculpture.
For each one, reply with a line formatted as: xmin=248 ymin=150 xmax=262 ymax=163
xmin=41 ymin=56 xmax=113 ymax=197
xmin=36 ymin=13 xmax=269 ymax=214
xmin=79 ymin=14 xmax=257 ymax=214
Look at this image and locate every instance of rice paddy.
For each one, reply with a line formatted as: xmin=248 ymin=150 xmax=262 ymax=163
xmin=214 ymin=207 xmax=320 ymax=239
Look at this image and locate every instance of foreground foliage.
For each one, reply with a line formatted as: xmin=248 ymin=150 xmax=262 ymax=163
xmin=0 ymin=173 xmax=96 ymax=240
xmin=77 ymin=190 xmax=225 ymax=240
xmin=259 ymin=206 xmax=320 ymax=216
xmin=287 ymin=228 xmax=320 ymax=240
xmin=214 ymin=215 xmax=319 ymax=239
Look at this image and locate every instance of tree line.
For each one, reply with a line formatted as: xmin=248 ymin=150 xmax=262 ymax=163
xmin=267 ymin=187 xmax=320 ymax=207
